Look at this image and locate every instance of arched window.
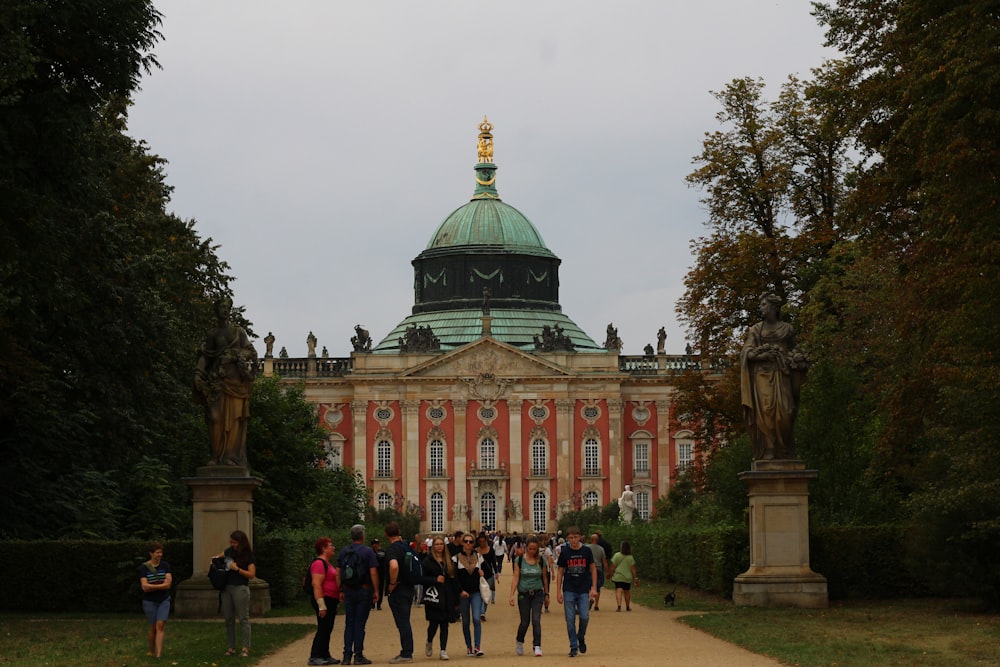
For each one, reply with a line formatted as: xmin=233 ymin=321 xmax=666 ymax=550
xmin=376 ymin=440 xmax=392 ymax=477
xmin=323 ymin=437 xmax=342 ymax=469
xmin=479 ymin=438 xmax=496 ymax=469
xmin=430 ymin=492 xmax=444 ymax=533
xmin=583 ymin=437 xmax=600 ymax=476
xmin=480 ymin=492 xmax=496 ymax=530
xmin=636 ymin=490 xmax=650 ymax=521
xmin=377 ymin=492 xmax=392 ymax=511
xmin=584 ymin=490 xmax=599 ymax=508
xmin=429 ymin=439 xmax=445 ymax=477
xmin=532 ymin=491 xmax=547 ymax=533
xmin=531 ymin=438 xmax=548 ymax=476
xmin=675 ymin=430 xmax=695 ymax=473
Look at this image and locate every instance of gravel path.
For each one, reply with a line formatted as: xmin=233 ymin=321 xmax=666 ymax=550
xmin=252 ymin=595 xmax=784 ymax=667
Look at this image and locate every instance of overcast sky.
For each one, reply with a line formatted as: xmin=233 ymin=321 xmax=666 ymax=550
xmin=127 ymin=1 xmax=836 ymax=357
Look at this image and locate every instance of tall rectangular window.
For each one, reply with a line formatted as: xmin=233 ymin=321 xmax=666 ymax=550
xmin=677 ymin=442 xmax=693 ymax=471
xmin=531 ymin=439 xmax=547 ymax=476
xmin=430 ymin=492 xmax=444 ymax=533
xmin=480 ymin=493 xmax=496 ymax=530
xmin=480 ymin=438 xmax=496 ymax=469
xmin=583 ymin=438 xmax=600 ymax=476
xmin=636 ymin=490 xmax=650 ymax=520
xmin=429 ymin=439 xmax=444 ymax=476
xmin=532 ymin=492 xmax=547 ymax=533
xmin=634 ymin=442 xmax=649 ymax=474
xmin=377 ymin=440 xmax=392 ymax=477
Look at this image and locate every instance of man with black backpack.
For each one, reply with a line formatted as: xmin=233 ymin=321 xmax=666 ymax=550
xmin=385 ymin=521 xmax=415 ymax=663
xmin=337 ymin=525 xmax=379 ymax=665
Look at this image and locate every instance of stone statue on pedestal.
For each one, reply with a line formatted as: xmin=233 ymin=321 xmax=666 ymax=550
xmin=740 ymin=294 xmax=809 ymax=461
xmin=193 ymin=298 xmax=257 ymax=468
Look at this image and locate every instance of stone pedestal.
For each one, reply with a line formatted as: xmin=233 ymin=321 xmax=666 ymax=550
xmin=732 ymin=460 xmax=828 ymax=608
xmin=173 ymin=466 xmax=271 ymax=617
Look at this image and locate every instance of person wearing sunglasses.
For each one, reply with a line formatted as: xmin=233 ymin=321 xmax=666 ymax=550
xmin=452 ymin=533 xmax=486 ymax=656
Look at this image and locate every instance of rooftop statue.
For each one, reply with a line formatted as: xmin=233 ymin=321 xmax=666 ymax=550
xmin=477 ymin=116 xmax=494 ymax=163
xmin=657 ymin=327 xmax=667 ymax=354
xmin=399 ymin=324 xmax=441 ymax=353
xmin=740 ymin=294 xmax=809 ymax=461
xmin=351 ymin=324 xmax=372 ymax=352
xmin=193 ymin=298 xmax=257 ymax=468
xmin=604 ymin=323 xmax=623 ymax=351
xmin=534 ymin=323 xmax=575 ymax=353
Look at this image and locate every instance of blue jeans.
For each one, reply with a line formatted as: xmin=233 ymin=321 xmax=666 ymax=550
xmin=561 ymin=590 xmax=590 ymax=650
xmin=388 ymin=587 xmax=414 ymax=658
xmin=459 ymin=591 xmax=484 ymax=650
xmin=342 ymin=587 xmax=372 ymax=658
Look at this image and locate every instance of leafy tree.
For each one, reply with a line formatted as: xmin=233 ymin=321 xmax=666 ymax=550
xmin=676 ymin=68 xmax=858 ymax=498
xmin=0 ymin=1 xmax=236 ymax=539
xmin=813 ymin=0 xmax=1000 ymax=600
xmin=249 ymin=376 xmax=367 ymax=533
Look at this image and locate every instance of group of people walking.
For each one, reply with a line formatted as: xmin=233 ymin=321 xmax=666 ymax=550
xmin=137 ymin=525 xmax=640 ymax=661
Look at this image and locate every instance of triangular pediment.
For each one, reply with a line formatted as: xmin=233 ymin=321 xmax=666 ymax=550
xmin=401 ymin=338 xmax=571 ymax=378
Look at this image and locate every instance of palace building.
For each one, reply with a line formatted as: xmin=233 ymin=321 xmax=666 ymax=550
xmin=262 ymin=118 xmax=711 ymax=534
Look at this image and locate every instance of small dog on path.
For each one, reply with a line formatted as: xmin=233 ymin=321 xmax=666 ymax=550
xmin=663 ymin=590 xmax=676 ymax=607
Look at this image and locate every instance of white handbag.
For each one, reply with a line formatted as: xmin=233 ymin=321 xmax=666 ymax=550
xmin=479 ymin=575 xmax=492 ymax=600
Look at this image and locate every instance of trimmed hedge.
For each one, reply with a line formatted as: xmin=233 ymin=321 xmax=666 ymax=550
xmin=0 ymin=524 xmax=393 ymax=613
xmin=0 ymin=539 xmax=194 ymax=613
xmin=0 ymin=522 xmax=930 ymax=611
xmin=597 ymin=522 xmax=929 ymax=600
xmin=811 ymin=524 xmax=929 ymax=599
xmin=599 ymin=523 xmax=747 ymax=597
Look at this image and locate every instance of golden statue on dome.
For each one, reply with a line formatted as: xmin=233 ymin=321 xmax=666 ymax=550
xmin=477 ymin=116 xmax=494 ymax=163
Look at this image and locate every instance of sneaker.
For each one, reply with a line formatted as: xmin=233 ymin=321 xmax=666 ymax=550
xmin=440 ymin=650 xmax=449 ymax=660
xmin=342 ymin=656 xmax=352 ymax=665
xmin=425 ymin=642 xmax=433 ymax=657
xmin=353 ymin=657 xmax=372 ymax=666
xmin=579 ymin=640 xmax=587 ymax=654
xmin=516 ymin=642 xmax=524 ymax=656
xmin=568 ymin=648 xmax=578 ymax=658
xmin=544 ymin=606 xmax=550 ymax=613
xmin=388 ymin=657 xmax=413 ymax=664
xmin=534 ymin=646 xmax=542 ymax=657
xmin=480 ymin=613 xmax=487 ymax=622
xmin=467 ymin=648 xmax=475 ymax=657
xmin=308 ymin=660 xmax=331 ymax=666
xmin=594 ymin=605 xmax=600 ymax=611
xmin=474 ymin=647 xmax=484 ymax=657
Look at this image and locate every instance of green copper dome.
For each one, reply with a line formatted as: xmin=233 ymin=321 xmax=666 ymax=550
xmin=424 ymin=163 xmax=556 ymax=259
xmin=373 ymin=118 xmax=601 ymax=353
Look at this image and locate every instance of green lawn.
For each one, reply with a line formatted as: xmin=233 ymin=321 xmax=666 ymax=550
xmin=0 ymin=614 xmax=310 ymax=666
xmin=630 ymin=581 xmax=1000 ymax=667
xmin=3 ymin=587 xmax=998 ymax=667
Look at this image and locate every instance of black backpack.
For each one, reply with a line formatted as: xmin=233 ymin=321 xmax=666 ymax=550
xmin=208 ymin=556 xmax=228 ymax=591
xmin=394 ymin=541 xmax=423 ymax=585
xmin=302 ymin=557 xmax=329 ymax=597
xmin=338 ymin=545 xmax=366 ymax=588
